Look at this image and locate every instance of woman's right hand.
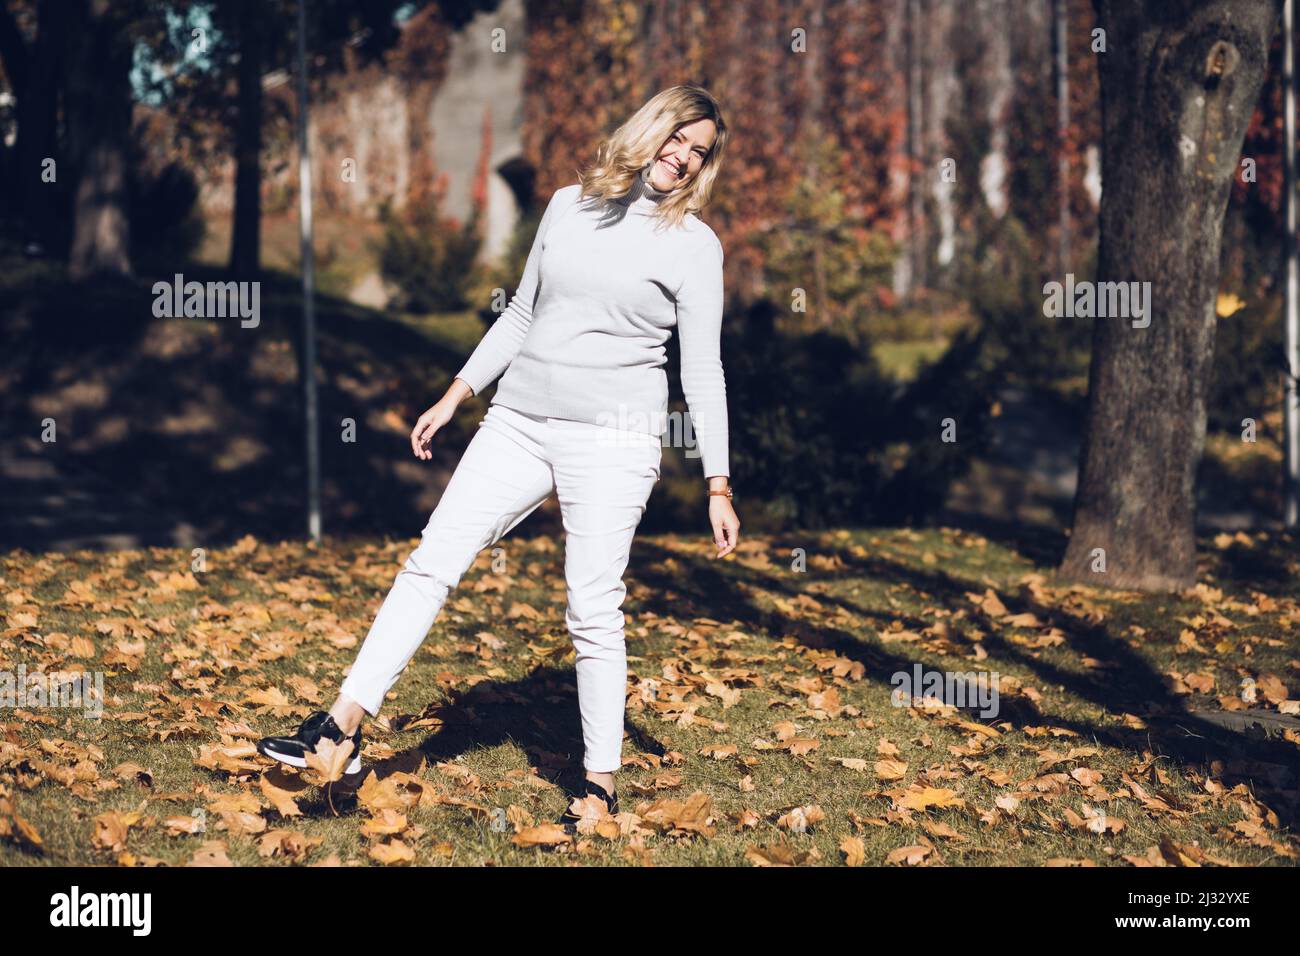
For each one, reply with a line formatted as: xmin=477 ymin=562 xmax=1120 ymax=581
xmin=410 ymin=399 xmax=456 ymax=460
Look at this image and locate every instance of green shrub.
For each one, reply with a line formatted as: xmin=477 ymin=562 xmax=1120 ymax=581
xmin=964 ymin=214 xmax=1093 ymax=393
xmin=676 ymin=295 xmax=1004 ymax=531
xmin=751 ymin=134 xmax=898 ymax=351
xmin=374 ymin=196 xmax=481 ymax=313
xmin=467 ymin=199 xmax=542 ymax=319
xmin=1209 ymin=294 xmax=1284 ymax=439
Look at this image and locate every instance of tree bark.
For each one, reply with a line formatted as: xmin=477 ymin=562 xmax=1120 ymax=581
xmin=1058 ymin=0 xmax=1279 ymax=591
xmin=65 ymin=0 xmax=133 ymax=281
xmin=229 ymin=0 xmax=263 ymax=278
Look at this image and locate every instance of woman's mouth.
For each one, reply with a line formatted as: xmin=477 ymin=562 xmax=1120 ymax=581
xmin=658 ymin=157 xmax=681 ymax=178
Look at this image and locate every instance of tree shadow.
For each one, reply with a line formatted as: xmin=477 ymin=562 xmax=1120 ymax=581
xmin=1201 ymin=532 xmax=1298 ymax=598
xmin=0 ymin=262 xmax=498 ymax=548
xmin=620 ymin=535 xmax=1300 ymax=827
xmin=266 ymin=528 xmax=1298 ymax=832
xmin=923 ymin=511 xmax=1069 ymax=570
xmin=291 ymin=664 xmax=671 ymax=820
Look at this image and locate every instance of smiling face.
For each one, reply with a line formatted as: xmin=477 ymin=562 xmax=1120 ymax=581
xmin=647 ymin=117 xmax=717 ymax=193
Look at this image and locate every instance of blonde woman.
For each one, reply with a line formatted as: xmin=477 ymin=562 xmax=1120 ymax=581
xmin=258 ymin=85 xmax=739 ymax=833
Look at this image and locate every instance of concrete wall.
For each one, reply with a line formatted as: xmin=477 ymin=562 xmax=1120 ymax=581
xmin=197 ymin=0 xmax=528 ymax=268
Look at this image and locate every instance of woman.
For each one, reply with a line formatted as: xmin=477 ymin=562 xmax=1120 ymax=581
xmin=257 ymin=85 xmax=739 ymax=833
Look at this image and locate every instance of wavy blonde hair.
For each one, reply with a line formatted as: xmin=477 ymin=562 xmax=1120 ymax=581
xmin=575 ymin=85 xmax=728 ymax=232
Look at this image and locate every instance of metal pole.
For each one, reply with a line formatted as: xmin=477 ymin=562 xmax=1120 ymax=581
xmin=1053 ymin=0 xmax=1070 ymax=274
xmin=296 ymin=0 xmax=322 ymax=542
xmin=905 ymin=0 xmax=924 ymax=296
xmin=1285 ymin=0 xmax=1299 ymax=528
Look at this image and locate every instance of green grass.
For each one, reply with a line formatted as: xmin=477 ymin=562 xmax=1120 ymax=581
xmin=2 ymin=526 xmax=1298 ymax=866
xmin=196 ymin=210 xmax=386 ymax=301
xmin=873 ymin=339 xmax=951 ymax=381
xmin=398 ymin=308 xmax=490 ymax=355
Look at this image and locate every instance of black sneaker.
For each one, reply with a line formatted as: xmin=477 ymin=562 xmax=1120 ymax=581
xmin=554 ymin=778 xmax=619 ymax=835
xmin=257 ymin=710 xmax=363 ymax=775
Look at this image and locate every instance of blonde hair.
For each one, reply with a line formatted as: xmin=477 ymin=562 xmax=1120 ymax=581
xmin=575 ymin=85 xmax=728 ymax=232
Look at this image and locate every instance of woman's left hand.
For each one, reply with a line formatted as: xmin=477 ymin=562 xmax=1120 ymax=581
xmin=709 ymin=496 xmax=740 ymax=558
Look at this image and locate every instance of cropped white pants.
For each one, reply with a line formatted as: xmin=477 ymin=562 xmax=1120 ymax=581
xmin=338 ymin=402 xmax=662 ymax=773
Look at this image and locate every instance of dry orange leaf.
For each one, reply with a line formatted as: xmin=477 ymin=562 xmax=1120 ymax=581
xmin=512 ymin=823 xmax=572 ymax=848
xmin=360 ymin=808 xmax=409 ymax=838
xmin=369 ymin=839 xmax=416 ymax=865
xmin=891 ymin=786 xmax=965 ymax=813
xmin=744 ymin=841 xmax=821 ymax=866
xmin=841 ymin=835 xmax=866 ymax=866
xmin=259 ymin=767 xmax=309 ymax=818
xmin=876 ymin=759 xmax=909 ymax=781
xmin=92 ymin=805 xmax=145 ymax=852
xmin=258 ymin=830 xmax=323 ymax=861
xmin=303 ymin=737 xmax=355 ymax=784
xmin=186 ymin=839 xmax=233 ymax=866
xmin=886 ymin=843 xmax=934 ymax=865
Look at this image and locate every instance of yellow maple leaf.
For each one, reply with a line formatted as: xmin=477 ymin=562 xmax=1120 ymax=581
xmin=303 ymin=737 xmax=355 ymax=784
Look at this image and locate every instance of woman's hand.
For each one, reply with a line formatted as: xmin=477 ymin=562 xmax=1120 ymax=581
xmin=409 ymin=398 xmax=456 ymax=460
xmin=709 ymin=495 xmax=740 ymax=558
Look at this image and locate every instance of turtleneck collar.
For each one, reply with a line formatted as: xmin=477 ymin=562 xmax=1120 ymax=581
xmin=619 ymin=162 xmax=673 ymax=207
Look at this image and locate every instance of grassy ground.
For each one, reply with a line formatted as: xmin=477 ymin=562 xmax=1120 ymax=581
xmin=0 ymin=249 xmax=810 ymax=545
xmin=2 ymin=526 xmax=1298 ymax=866
xmin=873 ymin=339 xmax=951 ymax=382
xmin=195 ymin=211 xmax=385 ymax=301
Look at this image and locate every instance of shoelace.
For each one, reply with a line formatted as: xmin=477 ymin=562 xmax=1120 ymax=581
xmin=299 ymin=711 xmax=330 ymax=737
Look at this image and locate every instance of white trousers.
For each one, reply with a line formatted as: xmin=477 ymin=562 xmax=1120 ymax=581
xmin=339 ymin=402 xmax=662 ymax=773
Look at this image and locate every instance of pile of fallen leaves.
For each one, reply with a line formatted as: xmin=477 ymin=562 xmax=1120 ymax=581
xmin=2 ymin=527 xmax=1299 ymax=866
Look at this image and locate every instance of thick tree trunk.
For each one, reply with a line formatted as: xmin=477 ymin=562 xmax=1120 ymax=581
xmin=229 ymin=0 xmax=263 ymax=278
xmin=1058 ymin=0 xmax=1279 ymax=592
xmin=65 ymin=0 xmax=133 ymax=281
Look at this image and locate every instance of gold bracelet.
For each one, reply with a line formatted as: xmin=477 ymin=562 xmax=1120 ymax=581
xmin=708 ymin=486 xmax=734 ymax=499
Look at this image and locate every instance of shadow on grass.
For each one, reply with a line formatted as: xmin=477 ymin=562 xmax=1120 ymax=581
xmin=289 ymin=528 xmax=1298 ymax=833
xmin=618 ymin=535 xmax=1300 ymax=827
xmin=281 ymin=663 xmax=663 ymax=821
xmin=1 ymin=260 xmax=489 ymax=547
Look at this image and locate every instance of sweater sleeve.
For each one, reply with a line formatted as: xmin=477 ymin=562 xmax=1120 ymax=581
xmin=455 ymin=184 xmax=576 ymax=396
xmin=673 ymin=230 xmax=730 ymax=480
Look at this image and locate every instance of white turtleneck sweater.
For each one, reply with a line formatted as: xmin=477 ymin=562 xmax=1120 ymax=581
xmin=453 ymin=165 xmax=730 ymax=479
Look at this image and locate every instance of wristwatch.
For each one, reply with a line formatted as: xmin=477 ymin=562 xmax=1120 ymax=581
xmin=708 ymin=485 xmax=734 ymax=499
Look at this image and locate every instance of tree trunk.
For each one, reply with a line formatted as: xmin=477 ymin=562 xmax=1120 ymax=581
xmin=1058 ymin=0 xmax=1279 ymax=592
xmin=229 ymin=0 xmax=263 ymax=278
xmin=65 ymin=0 xmax=133 ymax=281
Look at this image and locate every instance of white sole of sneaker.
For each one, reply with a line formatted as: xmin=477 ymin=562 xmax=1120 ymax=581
xmin=261 ymin=745 xmax=362 ymax=776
